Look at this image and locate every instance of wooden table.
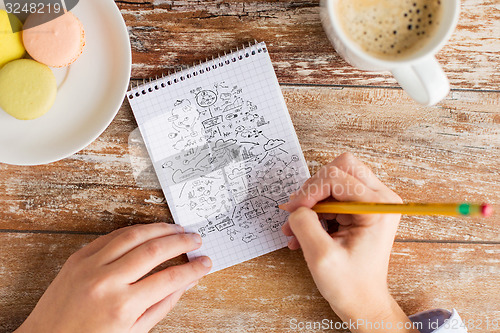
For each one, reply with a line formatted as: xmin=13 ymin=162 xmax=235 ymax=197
xmin=1 ymin=1 xmax=499 ymax=332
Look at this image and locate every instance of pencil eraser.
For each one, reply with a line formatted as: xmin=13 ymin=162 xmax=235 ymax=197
xmin=481 ymin=204 xmax=493 ymax=217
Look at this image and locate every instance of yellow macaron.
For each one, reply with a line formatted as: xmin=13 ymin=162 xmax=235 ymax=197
xmin=0 ymin=59 xmax=57 ymax=120
xmin=0 ymin=10 xmax=25 ymax=68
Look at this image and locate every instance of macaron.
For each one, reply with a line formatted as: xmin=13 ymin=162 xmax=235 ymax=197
xmin=23 ymin=10 xmax=85 ymax=68
xmin=0 ymin=10 xmax=25 ymax=68
xmin=0 ymin=59 xmax=57 ymax=120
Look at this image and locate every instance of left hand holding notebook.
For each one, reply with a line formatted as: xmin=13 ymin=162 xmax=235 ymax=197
xmin=15 ymin=224 xmax=211 ymax=333
xmin=281 ymin=153 xmax=419 ymax=333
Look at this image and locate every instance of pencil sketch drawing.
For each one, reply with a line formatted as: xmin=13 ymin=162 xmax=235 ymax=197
xmin=156 ymin=81 xmax=307 ymax=244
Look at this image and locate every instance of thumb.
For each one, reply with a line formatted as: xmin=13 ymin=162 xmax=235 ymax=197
xmin=287 ymin=207 xmax=335 ymax=261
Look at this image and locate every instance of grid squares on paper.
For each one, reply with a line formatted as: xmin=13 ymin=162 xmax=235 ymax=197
xmin=128 ymin=42 xmax=310 ymax=273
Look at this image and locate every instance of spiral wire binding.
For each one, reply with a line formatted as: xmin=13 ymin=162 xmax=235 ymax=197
xmin=128 ymin=41 xmax=267 ymax=100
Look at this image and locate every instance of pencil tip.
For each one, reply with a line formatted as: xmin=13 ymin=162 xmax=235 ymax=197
xmin=278 ymin=204 xmax=290 ymax=211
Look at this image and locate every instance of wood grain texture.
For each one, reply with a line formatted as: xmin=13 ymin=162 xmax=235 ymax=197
xmin=0 ymin=86 xmax=498 ymax=242
xmin=120 ymin=0 xmax=500 ymax=90
xmin=0 ymin=233 xmax=498 ymax=332
xmin=0 ymin=2 xmax=498 ymax=332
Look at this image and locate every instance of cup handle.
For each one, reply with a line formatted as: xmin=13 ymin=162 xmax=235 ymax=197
xmin=391 ymin=56 xmax=450 ymax=106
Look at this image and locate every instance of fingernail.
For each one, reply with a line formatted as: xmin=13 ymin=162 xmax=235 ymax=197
xmin=185 ymin=281 xmax=198 ymax=291
xmin=199 ymin=256 xmax=212 ymax=268
xmin=191 ymin=233 xmax=202 ymax=244
xmin=176 ymin=225 xmax=184 ymax=233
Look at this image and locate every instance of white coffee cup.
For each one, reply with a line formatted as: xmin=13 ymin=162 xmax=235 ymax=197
xmin=320 ymin=0 xmax=460 ymax=106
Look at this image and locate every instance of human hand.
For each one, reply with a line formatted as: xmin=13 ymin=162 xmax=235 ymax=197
xmin=15 ymin=223 xmax=212 ymax=333
xmin=281 ymin=153 xmax=417 ymax=332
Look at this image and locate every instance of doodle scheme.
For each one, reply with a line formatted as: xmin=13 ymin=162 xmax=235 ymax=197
xmin=158 ymin=81 xmax=306 ymax=244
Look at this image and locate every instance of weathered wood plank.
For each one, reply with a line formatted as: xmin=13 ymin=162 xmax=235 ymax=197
xmin=0 ymin=233 xmax=498 ymax=332
xmin=0 ymin=87 xmax=498 ymax=241
xmin=119 ymin=0 xmax=500 ymax=90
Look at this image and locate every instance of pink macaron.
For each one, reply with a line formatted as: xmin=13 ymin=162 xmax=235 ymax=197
xmin=23 ymin=9 xmax=85 ymax=68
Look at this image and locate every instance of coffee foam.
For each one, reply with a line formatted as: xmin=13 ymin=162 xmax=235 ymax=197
xmin=336 ymin=0 xmax=443 ymax=60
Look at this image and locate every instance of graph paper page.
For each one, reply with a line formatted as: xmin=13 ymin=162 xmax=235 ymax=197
xmin=128 ymin=42 xmax=310 ymax=272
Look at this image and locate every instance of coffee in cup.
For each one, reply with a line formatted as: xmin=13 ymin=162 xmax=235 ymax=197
xmin=336 ymin=0 xmax=444 ymax=60
xmin=321 ymin=0 xmax=460 ymax=106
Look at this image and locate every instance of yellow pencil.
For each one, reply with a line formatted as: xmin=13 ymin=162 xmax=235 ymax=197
xmin=302 ymin=202 xmax=493 ymax=217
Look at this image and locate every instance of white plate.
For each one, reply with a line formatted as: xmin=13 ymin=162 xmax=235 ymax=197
xmin=0 ymin=0 xmax=131 ymax=165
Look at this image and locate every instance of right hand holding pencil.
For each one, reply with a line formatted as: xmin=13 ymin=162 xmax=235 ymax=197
xmin=281 ymin=153 xmax=419 ymax=333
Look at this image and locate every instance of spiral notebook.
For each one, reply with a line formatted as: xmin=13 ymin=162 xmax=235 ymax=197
xmin=127 ymin=42 xmax=310 ymax=273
